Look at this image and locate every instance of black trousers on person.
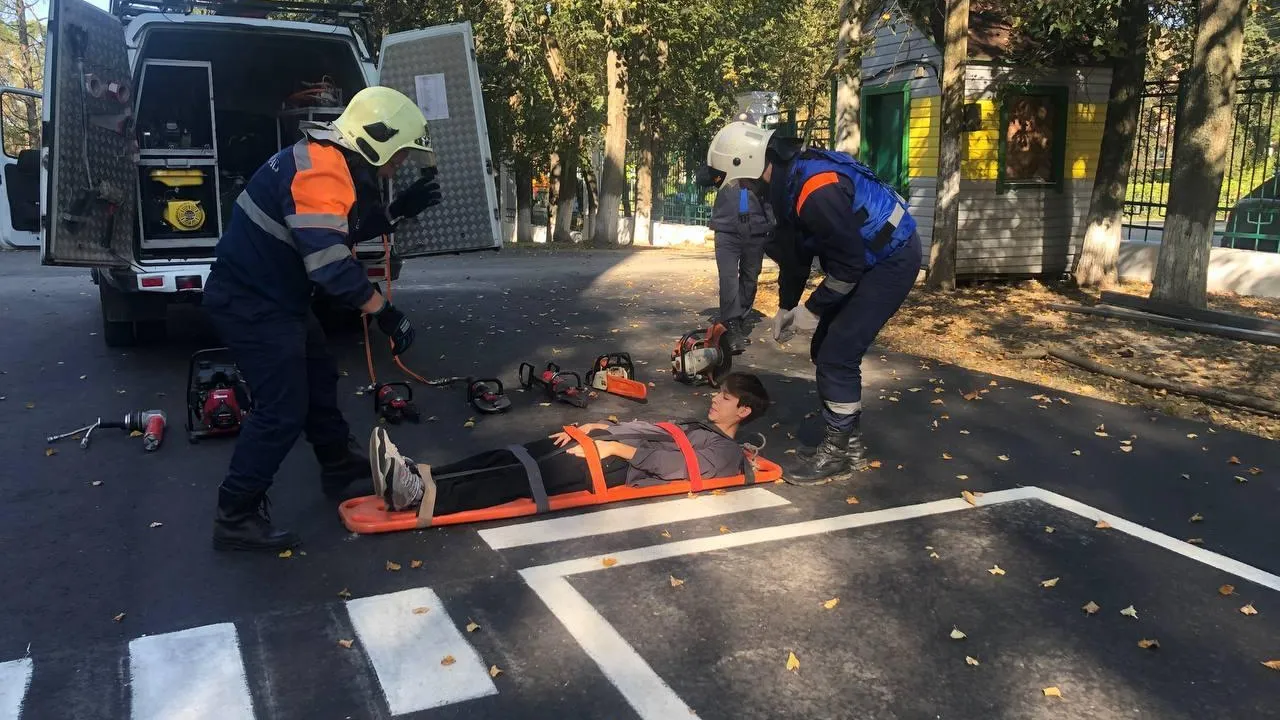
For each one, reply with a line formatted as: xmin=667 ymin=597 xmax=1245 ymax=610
xmin=431 ymin=437 xmax=630 ymax=516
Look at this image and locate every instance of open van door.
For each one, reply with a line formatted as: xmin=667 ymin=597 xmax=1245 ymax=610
xmin=378 ymin=22 xmax=501 ymax=258
xmin=41 ymin=0 xmax=136 ymax=267
xmin=0 ymin=87 xmax=42 ymax=249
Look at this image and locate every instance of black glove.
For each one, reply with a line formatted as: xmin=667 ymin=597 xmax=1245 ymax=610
xmin=373 ymin=301 xmax=415 ymax=355
xmin=388 ymin=166 xmax=442 ymax=222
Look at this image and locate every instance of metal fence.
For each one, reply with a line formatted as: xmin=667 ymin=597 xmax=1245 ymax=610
xmin=1125 ymin=74 xmax=1280 ymax=253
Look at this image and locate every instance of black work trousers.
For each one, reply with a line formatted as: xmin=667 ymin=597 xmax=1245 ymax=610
xmin=714 ymin=231 xmax=768 ymax=324
xmin=432 ymin=437 xmax=629 ymax=515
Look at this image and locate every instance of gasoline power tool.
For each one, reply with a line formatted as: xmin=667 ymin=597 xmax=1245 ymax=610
xmin=671 ymin=323 xmax=734 ymax=388
xmin=585 ymin=352 xmax=648 ymax=402
xmin=373 ymin=382 xmax=420 ymax=424
xmin=185 ymin=348 xmax=251 ymax=443
xmin=47 ymin=410 xmax=167 ymax=451
xmin=519 ymin=362 xmax=590 ymax=408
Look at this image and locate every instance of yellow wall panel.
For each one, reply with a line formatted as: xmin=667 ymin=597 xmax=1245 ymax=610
xmin=908 ymin=97 xmax=941 ymax=179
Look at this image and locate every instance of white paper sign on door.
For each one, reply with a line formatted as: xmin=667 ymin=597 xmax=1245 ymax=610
xmin=413 ymin=73 xmax=450 ymax=121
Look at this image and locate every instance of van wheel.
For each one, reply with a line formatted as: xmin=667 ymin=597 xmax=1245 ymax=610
xmin=102 ymin=317 xmax=137 ymax=347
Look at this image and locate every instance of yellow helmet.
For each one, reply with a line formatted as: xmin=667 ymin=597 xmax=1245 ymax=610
xmin=332 ymin=86 xmax=434 ymax=166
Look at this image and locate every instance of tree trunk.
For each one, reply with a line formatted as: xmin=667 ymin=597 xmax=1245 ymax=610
xmin=547 ymin=151 xmax=561 ymax=237
xmin=834 ymin=0 xmax=863 ymax=156
xmin=554 ymin=147 xmax=578 ymax=243
xmin=515 ymin=163 xmax=534 ymax=244
xmin=583 ymin=160 xmax=598 ymax=240
xmin=1150 ymin=0 xmax=1249 ymax=308
xmin=926 ymin=0 xmax=968 ymax=291
xmin=634 ymin=116 xmax=656 ymax=245
xmin=592 ymin=2 xmax=630 ymax=248
xmin=1074 ymin=0 xmax=1149 ymax=288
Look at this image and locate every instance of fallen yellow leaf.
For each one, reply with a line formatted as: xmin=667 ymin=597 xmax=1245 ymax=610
xmin=711 ymin=489 xmax=726 ymax=495
xmin=670 ymin=575 xmax=685 ymax=587
xmin=1096 ymin=520 xmax=1111 ymax=530
xmin=1120 ymin=446 xmax=1133 ymax=453
xmin=823 ymin=598 xmax=839 ymax=610
xmin=1262 ymin=660 xmax=1280 ymax=671
xmin=385 ymin=561 xmax=401 ymax=571
xmin=962 ymin=392 xmax=980 ymax=401
xmin=489 ymin=665 xmax=503 ymax=678
xmin=1121 ymin=605 xmax=1138 ymax=619
xmin=338 ymin=588 xmax=352 ymax=599
xmin=338 ymin=639 xmax=354 ymax=649
xmin=608 ymin=415 xmax=619 ymax=423
xmin=1235 ymin=476 xmax=1249 ymax=483
xmin=950 ymin=627 xmax=967 ymax=640
xmin=1189 ymin=513 xmax=1204 ymax=523
xmin=929 ymin=551 xmax=940 ymax=559
xmin=1138 ymin=638 xmax=1160 ymax=650
xmin=113 ymin=612 xmax=126 ymax=623
xmin=466 ymin=620 xmax=480 ymax=633
xmin=278 ymin=549 xmax=292 ymax=559
xmin=962 ymin=490 xmax=981 ymax=506
xmin=988 ymin=565 xmax=1006 ymax=576
xmin=719 ymin=525 xmax=731 ymax=534
xmin=1041 ymin=577 xmax=1060 ymax=588
xmin=1219 ymin=584 xmax=1235 ymax=596
xmin=463 ymin=419 xmax=476 ymax=428
xmin=1188 ymin=537 xmax=1205 ymax=544
xmin=868 ymin=460 xmax=882 ymax=469
xmin=1071 ymin=450 xmax=1081 ymax=456
xmin=441 ymin=655 xmax=456 ymax=666
xmin=149 ymin=521 xmax=163 ymax=529
xmin=1249 ymin=467 xmax=1262 ymax=475
xmin=1083 ymin=601 xmax=1100 ymax=615
xmin=1043 ymin=687 xmax=1062 ymax=698
xmin=846 ymin=496 xmax=860 ymax=505
xmin=997 ymin=454 xmax=1010 ymax=461
xmin=1228 ymin=456 xmax=1241 ymax=465
xmin=602 ymin=557 xmax=618 ymax=568
xmin=1240 ymin=604 xmax=1258 ymax=616
xmin=785 ymin=651 xmax=800 ymax=672
xmin=956 ymin=474 xmax=969 ymax=481
xmin=660 ymin=529 xmax=672 ymax=539
xmin=1045 ymin=526 xmax=1055 ymax=533
xmin=942 ymin=452 xmax=953 ymax=460
xmin=410 ymin=560 xmax=423 ymax=569
xmin=44 ymin=447 xmax=56 ymax=457
xmin=931 ymin=399 xmax=944 ymax=405
xmin=412 ymin=607 xmax=430 ymax=615
xmin=965 ymin=655 xmax=980 ymax=666
xmin=129 ymin=430 xmax=143 ymax=438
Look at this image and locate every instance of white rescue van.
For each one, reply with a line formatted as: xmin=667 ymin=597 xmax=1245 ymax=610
xmin=31 ymin=0 xmax=500 ymax=346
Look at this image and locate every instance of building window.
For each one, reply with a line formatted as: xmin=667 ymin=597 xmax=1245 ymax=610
xmin=998 ymin=86 xmax=1067 ymax=191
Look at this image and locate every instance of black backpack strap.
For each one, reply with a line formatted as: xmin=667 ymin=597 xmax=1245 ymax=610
xmin=507 ymin=444 xmax=549 ymax=513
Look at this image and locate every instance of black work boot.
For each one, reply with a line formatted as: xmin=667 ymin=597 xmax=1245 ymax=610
xmin=212 ymin=489 xmax=300 ymax=551
xmin=724 ymin=319 xmax=748 ymax=354
xmin=316 ymin=435 xmax=371 ymax=499
xmin=846 ymin=411 xmax=870 ymax=471
xmin=787 ymin=425 xmax=853 ymax=485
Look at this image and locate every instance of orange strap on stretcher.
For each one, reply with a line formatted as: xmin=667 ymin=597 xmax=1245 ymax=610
xmin=655 ymin=422 xmax=703 ymax=493
xmin=562 ymin=424 xmax=608 ymax=494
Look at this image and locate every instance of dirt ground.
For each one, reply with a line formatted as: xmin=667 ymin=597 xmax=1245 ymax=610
xmin=752 ymin=268 xmax=1280 ymax=441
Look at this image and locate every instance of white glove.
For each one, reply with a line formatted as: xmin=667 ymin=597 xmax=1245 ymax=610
xmin=773 ymin=306 xmax=820 ymax=341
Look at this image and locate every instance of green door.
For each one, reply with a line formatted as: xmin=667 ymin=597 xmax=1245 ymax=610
xmin=861 ymin=86 xmax=908 ymax=192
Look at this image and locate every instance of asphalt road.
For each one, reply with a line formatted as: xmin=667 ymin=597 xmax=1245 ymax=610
xmin=0 ymin=247 xmax=1276 ymax=719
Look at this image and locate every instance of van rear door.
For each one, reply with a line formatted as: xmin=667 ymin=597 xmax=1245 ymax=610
xmin=378 ymin=22 xmax=500 ymax=258
xmin=42 ymin=0 xmax=135 ymax=267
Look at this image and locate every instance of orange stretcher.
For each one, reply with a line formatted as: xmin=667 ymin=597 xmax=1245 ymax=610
xmin=338 ymin=422 xmax=783 ymax=534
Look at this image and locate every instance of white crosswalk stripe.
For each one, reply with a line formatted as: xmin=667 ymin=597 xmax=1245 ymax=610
xmin=478 ymin=487 xmax=790 ymax=549
xmin=129 ymin=623 xmax=254 ymax=720
xmin=0 ymin=659 xmax=32 ymax=720
xmin=346 ymin=587 xmax=498 ymax=715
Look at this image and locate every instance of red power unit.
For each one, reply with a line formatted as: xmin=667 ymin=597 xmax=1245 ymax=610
xmin=186 ymin=348 xmax=251 ymax=442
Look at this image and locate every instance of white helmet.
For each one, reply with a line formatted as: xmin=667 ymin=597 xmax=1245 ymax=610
xmin=332 ymin=86 xmax=434 ymax=167
xmin=706 ymin=121 xmax=775 ymax=183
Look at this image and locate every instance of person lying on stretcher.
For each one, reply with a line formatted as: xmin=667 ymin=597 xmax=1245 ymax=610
xmin=369 ymin=373 xmax=770 ymax=517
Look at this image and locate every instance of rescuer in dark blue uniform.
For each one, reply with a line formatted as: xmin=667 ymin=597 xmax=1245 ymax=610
xmin=203 ymin=87 xmax=441 ymax=551
xmin=705 ymin=121 xmax=922 ymax=483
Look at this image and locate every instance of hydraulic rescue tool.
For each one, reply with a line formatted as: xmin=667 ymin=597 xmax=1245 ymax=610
xmin=671 ymin=323 xmax=734 ymax=387
xmin=585 ymin=353 xmax=648 ymax=402
xmin=467 ymin=378 xmax=512 ymax=414
xmin=48 ymin=410 xmax=167 ymax=451
xmin=373 ymin=382 xmax=420 ymax=424
xmin=185 ymin=348 xmax=251 ymax=443
xmin=518 ymin=362 xmax=590 ymax=408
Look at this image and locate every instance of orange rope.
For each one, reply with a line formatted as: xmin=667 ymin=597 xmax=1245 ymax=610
xmin=360 ymin=234 xmax=433 ymax=388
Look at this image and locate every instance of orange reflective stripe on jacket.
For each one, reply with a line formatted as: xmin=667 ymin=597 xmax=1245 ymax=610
xmin=289 ymin=141 xmax=356 ymax=228
xmin=795 ymin=171 xmax=841 ymax=215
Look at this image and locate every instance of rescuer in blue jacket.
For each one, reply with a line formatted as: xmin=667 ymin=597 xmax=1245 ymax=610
xmin=704 ymin=121 xmax=922 ymax=484
xmin=203 ymin=87 xmax=441 ymax=551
